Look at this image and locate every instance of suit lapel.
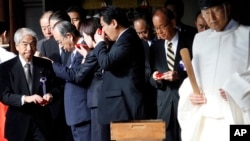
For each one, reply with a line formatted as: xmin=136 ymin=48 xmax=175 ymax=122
xmin=12 ymin=57 xmax=30 ymax=95
xmin=32 ymin=57 xmax=44 ymax=95
xmin=174 ymin=32 xmax=185 ymax=71
xmin=158 ymin=40 xmax=168 ymax=71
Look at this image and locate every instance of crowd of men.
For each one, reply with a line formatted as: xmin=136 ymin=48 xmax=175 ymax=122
xmin=0 ymin=0 xmax=249 ymax=141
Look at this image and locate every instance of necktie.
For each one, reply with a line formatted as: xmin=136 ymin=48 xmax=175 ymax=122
xmin=167 ymin=42 xmax=175 ymax=71
xmin=60 ymin=48 xmax=65 ymax=64
xmin=24 ymin=63 xmax=32 ymax=94
xmin=69 ymin=52 xmax=75 ymax=68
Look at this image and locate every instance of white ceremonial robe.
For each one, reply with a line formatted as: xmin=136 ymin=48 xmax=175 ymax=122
xmin=178 ymin=21 xmax=250 ymax=141
xmin=0 ymin=46 xmax=16 ymax=63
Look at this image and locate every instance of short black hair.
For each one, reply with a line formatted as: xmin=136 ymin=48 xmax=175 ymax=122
xmin=80 ymin=17 xmax=101 ymax=41
xmin=66 ymin=5 xmax=86 ymax=21
xmin=195 ymin=11 xmax=202 ymax=21
xmin=164 ymin=0 xmax=184 ymax=19
xmin=49 ymin=10 xmax=71 ymax=23
xmin=100 ymin=6 xmax=131 ymax=28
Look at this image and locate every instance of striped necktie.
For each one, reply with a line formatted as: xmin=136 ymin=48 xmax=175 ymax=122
xmin=24 ymin=63 xmax=32 ymax=94
xmin=167 ymin=42 xmax=175 ymax=71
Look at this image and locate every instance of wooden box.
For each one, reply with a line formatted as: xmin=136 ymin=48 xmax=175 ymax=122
xmin=110 ymin=119 xmax=166 ymax=141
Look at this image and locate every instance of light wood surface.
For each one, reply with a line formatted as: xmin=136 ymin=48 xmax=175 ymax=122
xmin=180 ymin=48 xmax=200 ymax=94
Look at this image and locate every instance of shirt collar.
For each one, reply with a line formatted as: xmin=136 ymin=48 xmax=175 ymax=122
xmin=19 ymin=55 xmax=32 ymax=67
xmin=223 ymin=19 xmax=239 ymax=31
xmin=116 ymin=28 xmax=129 ymax=41
xmin=166 ymin=31 xmax=179 ymax=48
xmin=211 ymin=19 xmax=239 ymax=32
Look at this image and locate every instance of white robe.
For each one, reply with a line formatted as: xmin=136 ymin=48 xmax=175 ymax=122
xmin=178 ymin=21 xmax=250 ymax=141
xmin=0 ymin=46 xmax=16 ymax=64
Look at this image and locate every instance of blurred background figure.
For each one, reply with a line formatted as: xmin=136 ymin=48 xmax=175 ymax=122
xmin=0 ymin=21 xmax=16 ymax=141
xmin=66 ymin=5 xmax=86 ymax=31
xmin=40 ymin=11 xmax=53 ymax=39
xmin=40 ymin=10 xmax=72 ymax=65
xmin=133 ymin=14 xmax=155 ymax=44
xmin=132 ymin=14 xmax=157 ymax=119
xmin=0 ymin=21 xmax=16 ymax=63
xmin=194 ymin=11 xmax=209 ymax=32
xmin=164 ymin=0 xmax=197 ymax=36
xmin=36 ymin=10 xmax=54 ymax=56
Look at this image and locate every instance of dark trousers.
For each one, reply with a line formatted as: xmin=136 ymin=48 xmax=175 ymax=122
xmin=100 ymin=124 xmax=110 ymax=141
xmin=23 ymin=121 xmax=48 ymax=141
xmin=70 ymin=121 xmax=91 ymax=141
xmin=91 ymin=107 xmax=102 ymax=141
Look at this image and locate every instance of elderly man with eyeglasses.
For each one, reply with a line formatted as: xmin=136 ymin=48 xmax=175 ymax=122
xmin=150 ymin=7 xmax=194 ymax=141
xmin=178 ymin=0 xmax=250 ymax=141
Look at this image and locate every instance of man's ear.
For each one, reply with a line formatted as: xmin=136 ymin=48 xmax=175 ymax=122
xmin=3 ymin=31 xmax=7 ymax=37
xmin=66 ymin=33 xmax=73 ymax=42
xmin=112 ymin=19 xmax=118 ymax=29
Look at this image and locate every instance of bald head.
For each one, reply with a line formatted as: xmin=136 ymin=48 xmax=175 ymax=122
xmin=152 ymin=8 xmax=176 ymax=40
xmin=40 ymin=11 xmax=53 ymax=39
xmin=133 ymin=18 xmax=150 ymax=40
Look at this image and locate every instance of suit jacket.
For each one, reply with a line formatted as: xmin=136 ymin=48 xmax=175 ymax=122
xmin=141 ymin=39 xmax=157 ymax=119
xmin=178 ymin=22 xmax=197 ymax=39
xmin=74 ymin=50 xmax=102 ymax=108
xmin=93 ymin=27 xmax=145 ymax=124
xmin=141 ymin=37 xmax=157 ymax=83
xmin=52 ymin=50 xmax=101 ymax=108
xmin=150 ymin=30 xmax=194 ymax=141
xmin=52 ymin=51 xmax=90 ymax=125
xmin=39 ymin=38 xmax=71 ymax=121
xmin=0 ymin=56 xmax=60 ymax=141
xmin=40 ymin=38 xmax=71 ymax=65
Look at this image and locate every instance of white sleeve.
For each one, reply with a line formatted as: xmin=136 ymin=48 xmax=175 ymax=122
xmin=223 ymin=71 xmax=250 ymax=123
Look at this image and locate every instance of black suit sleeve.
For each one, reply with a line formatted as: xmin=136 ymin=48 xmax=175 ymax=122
xmin=0 ymin=62 xmax=23 ymax=106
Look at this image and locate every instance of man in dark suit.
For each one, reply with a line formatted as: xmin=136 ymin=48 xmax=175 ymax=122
xmin=133 ymin=14 xmax=158 ymax=119
xmin=93 ymin=6 xmax=145 ymax=140
xmin=150 ymin=8 xmax=194 ymax=141
xmin=51 ymin=21 xmax=91 ymax=141
xmin=39 ymin=10 xmax=73 ymax=141
xmin=0 ymin=28 xmax=60 ymax=141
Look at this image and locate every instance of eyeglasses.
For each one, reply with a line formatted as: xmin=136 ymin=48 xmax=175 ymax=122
xmin=41 ymin=26 xmax=51 ymax=31
xmin=154 ymin=23 xmax=169 ymax=31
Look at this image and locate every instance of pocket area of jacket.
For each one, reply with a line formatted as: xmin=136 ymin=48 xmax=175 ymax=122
xmin=105 ymin=90 xmax=122 ymax=98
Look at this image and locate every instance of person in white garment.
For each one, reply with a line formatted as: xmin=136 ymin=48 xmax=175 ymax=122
xmin=0 ymin=21 xmax=16 ymax=63
xmin=178 ymin=0 xmax=250 ymax=141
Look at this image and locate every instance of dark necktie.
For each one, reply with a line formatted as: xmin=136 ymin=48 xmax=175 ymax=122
xmin=24 ymin=63 xmax=32 ymax=94
xmin=60 ymin=48 xmax=65 ymax=64
xmin=69 ymin=52 xmax=75 ymax=68
xmin=167 ymin=42 xmax=175 ymax=71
